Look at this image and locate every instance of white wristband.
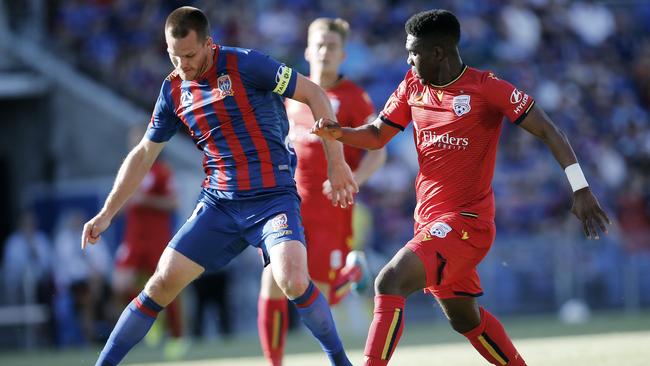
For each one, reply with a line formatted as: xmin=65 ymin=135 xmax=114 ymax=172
xmin=565 ymin=163 xmax=589 ymax=192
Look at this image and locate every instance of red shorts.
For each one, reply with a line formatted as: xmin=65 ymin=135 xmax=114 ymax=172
xmin=405 ymin=213 xmax=495 ymax=299
xmin=114 ymin=239 xmax=168 ymax=274
xmin=301 ymin=202 xmax=353 ymax=284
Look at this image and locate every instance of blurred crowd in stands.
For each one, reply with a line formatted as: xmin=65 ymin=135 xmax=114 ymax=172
xmin=1 ymin=0 xmax=649 ymax=348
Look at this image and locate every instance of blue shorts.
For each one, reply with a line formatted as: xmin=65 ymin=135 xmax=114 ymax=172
xmin=168 ymin=187 xmax=306 ymax=272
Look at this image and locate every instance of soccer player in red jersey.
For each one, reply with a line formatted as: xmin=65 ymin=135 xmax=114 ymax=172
xmin=258 ymin=18 xmax=386 ymax=366
xmin=112 ymin=125 xmax=185 ymax=356
xmin=313 ymin=10 xmax=611 ymax=366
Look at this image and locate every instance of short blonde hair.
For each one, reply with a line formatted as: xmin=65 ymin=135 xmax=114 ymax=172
xmin=308 ymin=17 xmax=350 ymax=43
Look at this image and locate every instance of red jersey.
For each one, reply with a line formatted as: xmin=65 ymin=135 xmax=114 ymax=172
xmin=286 ymin=78 xmax=375 ymax=199
xmin=380 ymin=66 xmax=535 ymax=226
xmin=124 ymin=160 xmax=175 ymax=247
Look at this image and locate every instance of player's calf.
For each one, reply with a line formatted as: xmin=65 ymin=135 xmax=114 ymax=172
xmin=461 ymin=307 xmax=527 ymax=366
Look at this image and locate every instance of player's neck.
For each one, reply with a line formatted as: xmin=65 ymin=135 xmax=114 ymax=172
xmin=311 ymin=70 xmax=341 ymax=90
xmin=196 ymin=48 xmax=215 ymax=79
xmin=432 ymin=55 xmax=464 ymax=86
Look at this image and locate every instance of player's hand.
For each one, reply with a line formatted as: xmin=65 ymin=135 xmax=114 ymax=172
xmin=571 ymin=187 xmax=611 ymax=240
xmin=311 ymin=118 xmax=343 ymax=140
xmin=81 ymin=213 xmax=112 ymax=249
xmin=327 ymin=161 xmax=359 ymax=208
xmin=322 ymin=179 xmax=334 ymax=201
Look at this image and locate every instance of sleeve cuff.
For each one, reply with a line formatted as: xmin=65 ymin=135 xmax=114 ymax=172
xmin=513 ymin=100 xmax=535 ymax=125
xmin=380 ymin=115 xmax=405 ymax=131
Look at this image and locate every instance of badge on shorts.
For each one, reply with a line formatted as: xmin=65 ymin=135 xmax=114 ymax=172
xmin=271 ymin=213 xmax=288 ymax=231
xmin=429 ymin=222 xmax=452 ymax=238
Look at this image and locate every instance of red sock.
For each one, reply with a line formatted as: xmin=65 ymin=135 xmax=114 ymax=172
xmin=363 ymin=295 xmax=405 ymax=366
xmin=258 ymin=297 xmax=288 ymax=366
xmin=329 ymin=266 xmax=361 ymax=306
xmin=462 ymin=307 xmax=526 ymax=366
xmin=166 ymin=298 xmax=183 ymax=338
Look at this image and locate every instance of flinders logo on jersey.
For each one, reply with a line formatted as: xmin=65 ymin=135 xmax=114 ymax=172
xmin=419 ymin=130 xmax=469 ymax=150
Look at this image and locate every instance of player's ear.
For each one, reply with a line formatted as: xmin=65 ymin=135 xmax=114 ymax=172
xmin=432 ymin=45 xmax=446 ymax=61
xmin=205 ymin=36 xmax=214 ymax=47
xmin=304 ymin=46 xmax=311 ymax=63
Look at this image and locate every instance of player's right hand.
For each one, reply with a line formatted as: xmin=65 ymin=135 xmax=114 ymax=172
xmin=327 ymin=160 xmax=359 ymax=208
xmin=81 ymin=213 xmax=111 ymax=249
xmin=311 ymin=118 xmax=343 ymax=140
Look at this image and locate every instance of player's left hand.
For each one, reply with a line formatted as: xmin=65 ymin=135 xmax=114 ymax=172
xmin=327 ymin=161 xmax=359 ymax=208
xmin=571 ymin=187 xmax=611 ymax=240
xmin=311 ymin=118 xmax=343 ymax=140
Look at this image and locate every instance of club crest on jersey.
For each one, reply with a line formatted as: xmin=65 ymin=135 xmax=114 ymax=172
xmin=180 ymin=89 xmax=193 ymax=108
xmin=429 ymin=222 xmax=452 ymax=238
xmin=215 ymin=75 xmax=235 ymax=100
xmin=452 ymin=95 xmax=471 ymax=117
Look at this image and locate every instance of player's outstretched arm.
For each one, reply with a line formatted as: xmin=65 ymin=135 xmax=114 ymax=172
xmin=81 ymin=137 xmax=165 ymax=249
xmin=353 ymin=147 xmax=387 ymax=187
xmin=291 ymin=74 xmax=358 ymax=207
xmin=518 ymin=105 xmax=611 ymax=239
xmin=312 ymin=118 xmax=400 ymax=150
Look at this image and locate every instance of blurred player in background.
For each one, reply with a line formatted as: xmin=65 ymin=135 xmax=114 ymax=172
xmin=112 ymin=124 xmax=186 ymax=358
xmin=313 ymin=9 xmax=611 ymax=366
xmin=82 ymin=6 xmax=358 ymax=366
xmin=258 ymin=17 xmax=386 ymax=366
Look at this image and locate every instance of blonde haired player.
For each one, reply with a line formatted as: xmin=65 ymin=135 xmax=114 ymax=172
xmin=258 ymin=17 xmax=387 ymax=366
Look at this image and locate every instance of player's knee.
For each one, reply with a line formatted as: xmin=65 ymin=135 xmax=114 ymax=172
xmin=143 ymin=271 xmax=177 ymax=305
xmin=275 ymin=273 xmax=309 ymax=299
xmin=374 ymin=266 xmax=404 ymax=296
xmin=448 ymin=312 xmax=481 ymax=334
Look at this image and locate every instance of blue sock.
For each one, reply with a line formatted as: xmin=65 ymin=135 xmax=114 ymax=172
xmin=96 ymin=292 xmax=163 ymax=366
xmin=291 ymin=282 xmax=352 ymax=366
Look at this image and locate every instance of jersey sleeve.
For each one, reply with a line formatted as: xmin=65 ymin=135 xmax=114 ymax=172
xmin=350 ymin=90 xmax=376 ymax=128
xmin=146 ymin=81 xmax=182 ymax=142
xmin=379 ymin=77 xmax=412 ymax=131
xmin=481 ymin=72 xmax=535 ymax=124
xmin=239 ymin=49 xmax=298 ymax=98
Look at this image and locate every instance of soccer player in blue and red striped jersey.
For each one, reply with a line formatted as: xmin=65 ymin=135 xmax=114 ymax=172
xmin=81 ymin=6 xmax=358 ymax=366
xmin=313 ymin=9 xmax=611 ymax=366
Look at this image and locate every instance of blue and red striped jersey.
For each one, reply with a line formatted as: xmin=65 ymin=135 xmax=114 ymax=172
xmin=147 ymin=46 xmax=299 ymax=195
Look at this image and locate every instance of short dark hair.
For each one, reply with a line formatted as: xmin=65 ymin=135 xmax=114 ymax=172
xmin=165 ymin=6 xmax=210 ymax=40
xmin=405 ymin=10 xmax=460 ymax=46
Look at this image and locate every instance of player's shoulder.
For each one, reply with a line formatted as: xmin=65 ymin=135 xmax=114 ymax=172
xmin=395 ymin=69 xmax=420 ymax=94
xmin=220 ymin=45 xmax=270 ymax=64
xmin=467 ymin=67 xmax=503 ymax=85
xmin=219 ymin=45 xmax=253 ymax=56
xmin=337 ymin=78 xmax=363 ymax=91
xmin=164 ymin=69 xmax=180 ymax=83
xmin=335 ymin=79 xmax=368 ymax=97
xmin=403 ymin=69 xmax=418 ymax=84
xmin=456 ymin=67 xmax=504 ymax=94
